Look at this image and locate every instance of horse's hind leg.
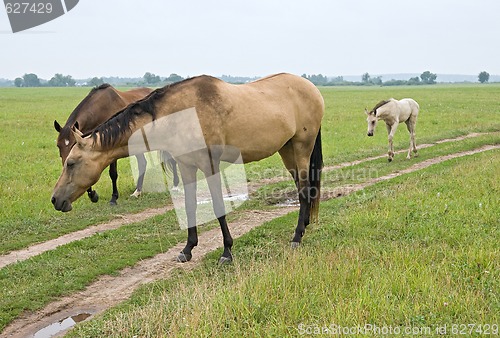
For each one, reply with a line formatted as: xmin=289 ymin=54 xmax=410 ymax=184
xmin=131 ymin=154 xmax=147 ymax=198
xmin=109 ymin=161 xmax=119 ymax=205
xmin=405 ymin=117 xmax=418 ymax=159
xmin=279 ymin=142 xmax=311 ymax=228
xmin=169 ymin=158 xmax=180 ymax=190
xmin=283 ymin=140 xmax=314 ymax=248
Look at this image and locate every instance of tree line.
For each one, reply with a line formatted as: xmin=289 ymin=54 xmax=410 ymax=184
xmin=302 ymin=71 xmax=491 ymax=86
xmin=11 ymin=70 xmax=493 ymax=87
xmin=13 ymin=72 xmax=187 ymax=87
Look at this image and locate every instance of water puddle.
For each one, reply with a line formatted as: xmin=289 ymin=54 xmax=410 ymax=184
xmin=276 ymin=199 xmax=299 ymax=207
xmin=197 ymin=193 xmax=249 ymax=205
xmin=33 ymin=313 xmax=92 ymax=338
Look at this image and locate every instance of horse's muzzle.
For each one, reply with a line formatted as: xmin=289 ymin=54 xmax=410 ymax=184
xmin=51 ymin=196 xmax=73 ymax=212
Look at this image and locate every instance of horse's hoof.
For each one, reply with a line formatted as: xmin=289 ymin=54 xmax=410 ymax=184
xmin=88 ymin=191 xmax=99 ymax=203
xmin=218 ymin=256 xmax=233 ymax=265
xmin=291 ymin=241 xmax=301 ymax=249
xmin=130 ymin=189 xmax=142 ymax=198
xmin=388 ymin=158 xmax=393 ymax=162
xmin=171 ymin=186 xmax=180 ymax=192
xmin=109 ymin=200 xmax=117 ymax=206
xmin=176 ymin=252 xmax=192 ymax=263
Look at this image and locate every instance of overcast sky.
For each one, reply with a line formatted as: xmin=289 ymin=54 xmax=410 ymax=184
xmin=1 ymin=0 xmax=499 ymax=80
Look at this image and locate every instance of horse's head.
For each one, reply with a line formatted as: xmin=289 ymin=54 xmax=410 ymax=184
xmin=54 ymin=120 xmax=81 ymax=165
xmin=51 ymin=128 xmax=107 ymax=212
xmin=365 ymin=108 xmax=378 ymax=136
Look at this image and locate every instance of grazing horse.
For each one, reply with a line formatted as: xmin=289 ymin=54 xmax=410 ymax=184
xmin=51 ymin=73 xmax=324 ymax=263
xmin=365 ymin=98 xmax=420 ymax=162
xmin=54 ymin=84 xmax=179 ymax=204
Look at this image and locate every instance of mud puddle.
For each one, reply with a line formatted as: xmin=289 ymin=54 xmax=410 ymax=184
xmin=33 ymin=312 xmax=93 ymax=338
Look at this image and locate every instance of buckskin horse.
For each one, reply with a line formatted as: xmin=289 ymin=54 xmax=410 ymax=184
xmin=51 ymin=73 xmax=324 ymax=263
xmin=54 ymin=84 xmax=179 ymax=204
xmin=365 ymin=98 xmax=420 ymax=162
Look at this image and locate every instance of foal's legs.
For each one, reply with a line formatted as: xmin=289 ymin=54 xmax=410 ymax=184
xmin=131 ymin=154 xmax=147 ymax=198
xmin=109 ymin=160 xmax=119 ymax=205
xmin=386 ymin=122 xmax=399 ymax=162
xmin=405 ymin=117 xmax=418 ymax=159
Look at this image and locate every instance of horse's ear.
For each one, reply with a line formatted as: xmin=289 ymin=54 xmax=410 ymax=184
xmin=54 ymin=120 xmax=62 ymax=132
xmin=364 ymin=108 xmax=369 ymax=115
xmin=74 ymin=121 xmax=79 ymax=130
xmin=71 ymin=126 xmax=85 ymax=147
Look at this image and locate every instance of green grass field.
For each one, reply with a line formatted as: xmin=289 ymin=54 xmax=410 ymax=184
xmin=0 ymin=84 xmax=499 ymax=335
xmin=69 ymin=150 xmax=500 ymax=337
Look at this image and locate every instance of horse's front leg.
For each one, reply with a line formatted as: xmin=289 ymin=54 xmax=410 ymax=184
xmin=109 ymin=161 xmax=119 ymax=205
xmin=131 ymin=153 xmax=147 ymax=198
xmin=87 ymin=187 xmax=99 ymax=203
xmin=386 ymin=123 xmax=398 ymax=162
xmin=205 ymin=168 xmax=233 ymax=264
xmin=177 ymin=164 xmax=198 ymax=263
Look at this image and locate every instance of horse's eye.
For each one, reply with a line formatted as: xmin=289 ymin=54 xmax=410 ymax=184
xmin=67 ymin=159 xmax=76 ymax=168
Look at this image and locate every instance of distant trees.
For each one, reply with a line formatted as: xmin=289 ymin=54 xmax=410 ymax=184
xmin=165 ymin=73 xmax=184 ymax=83
xmin=478 ymin=71 xmax=490 ymax=83
xmin=420 ymin=71 xmax=437 ymax=84
xmin=89 ymin=77 xmax=105 ymax=87
xmin=14 ymin=77 xmax=23 ymax=87
xmin=14 ymin=73 xmax=74 ymax=87
xmin=408 ymin=76 xmax=421 ymax=85
xmin=302 ymin=74 xmax=328 ymax=85
xmin=48 ymin=73 xmax=75 ymax=87
xmin=361 ymin=72 xmax=371 ymax=84
xmin=360 ymin=73 xmax=381 ymax=85
xmin=301 ymin=70 xmax=442 ymax=87
xmin=15 ymin=73 xmax=41 ymax=87
xmin=143 ymin=72 xmax=161 ymax=85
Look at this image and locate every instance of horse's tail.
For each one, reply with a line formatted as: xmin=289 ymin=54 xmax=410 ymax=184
xmin=309 ymin=127 xmax=323 ymax=224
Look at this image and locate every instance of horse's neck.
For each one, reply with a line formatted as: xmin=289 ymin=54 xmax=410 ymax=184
xmin=97 ymin=113 xmax=156 ymax=161
xmin=85 ymin=90 xmax=127 ymax=130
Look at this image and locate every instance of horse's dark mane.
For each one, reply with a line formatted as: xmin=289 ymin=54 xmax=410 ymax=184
xmin=88 ymin=77 xmax=201 ymax=149
xmin=371 ymin=99 xmax=391 ymax=114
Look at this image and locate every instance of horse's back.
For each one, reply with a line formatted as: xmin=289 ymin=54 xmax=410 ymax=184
xmin=197 ymin=73 xmax=324 ymax=163
xmin=400 ymin=98 xmax=419 ymax=113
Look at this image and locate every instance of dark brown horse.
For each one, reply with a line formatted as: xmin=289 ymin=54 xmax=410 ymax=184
xmin=54 ymin=84 xmax=179 ymax=204
xmin=52 ymin=73 xmax=324 ymax=263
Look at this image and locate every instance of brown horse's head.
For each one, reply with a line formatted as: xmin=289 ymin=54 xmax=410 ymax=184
xmin=51 ymin=128 xmax=108 ymax=212
xmin=54 ymin=120 xmax=79 ymax=164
